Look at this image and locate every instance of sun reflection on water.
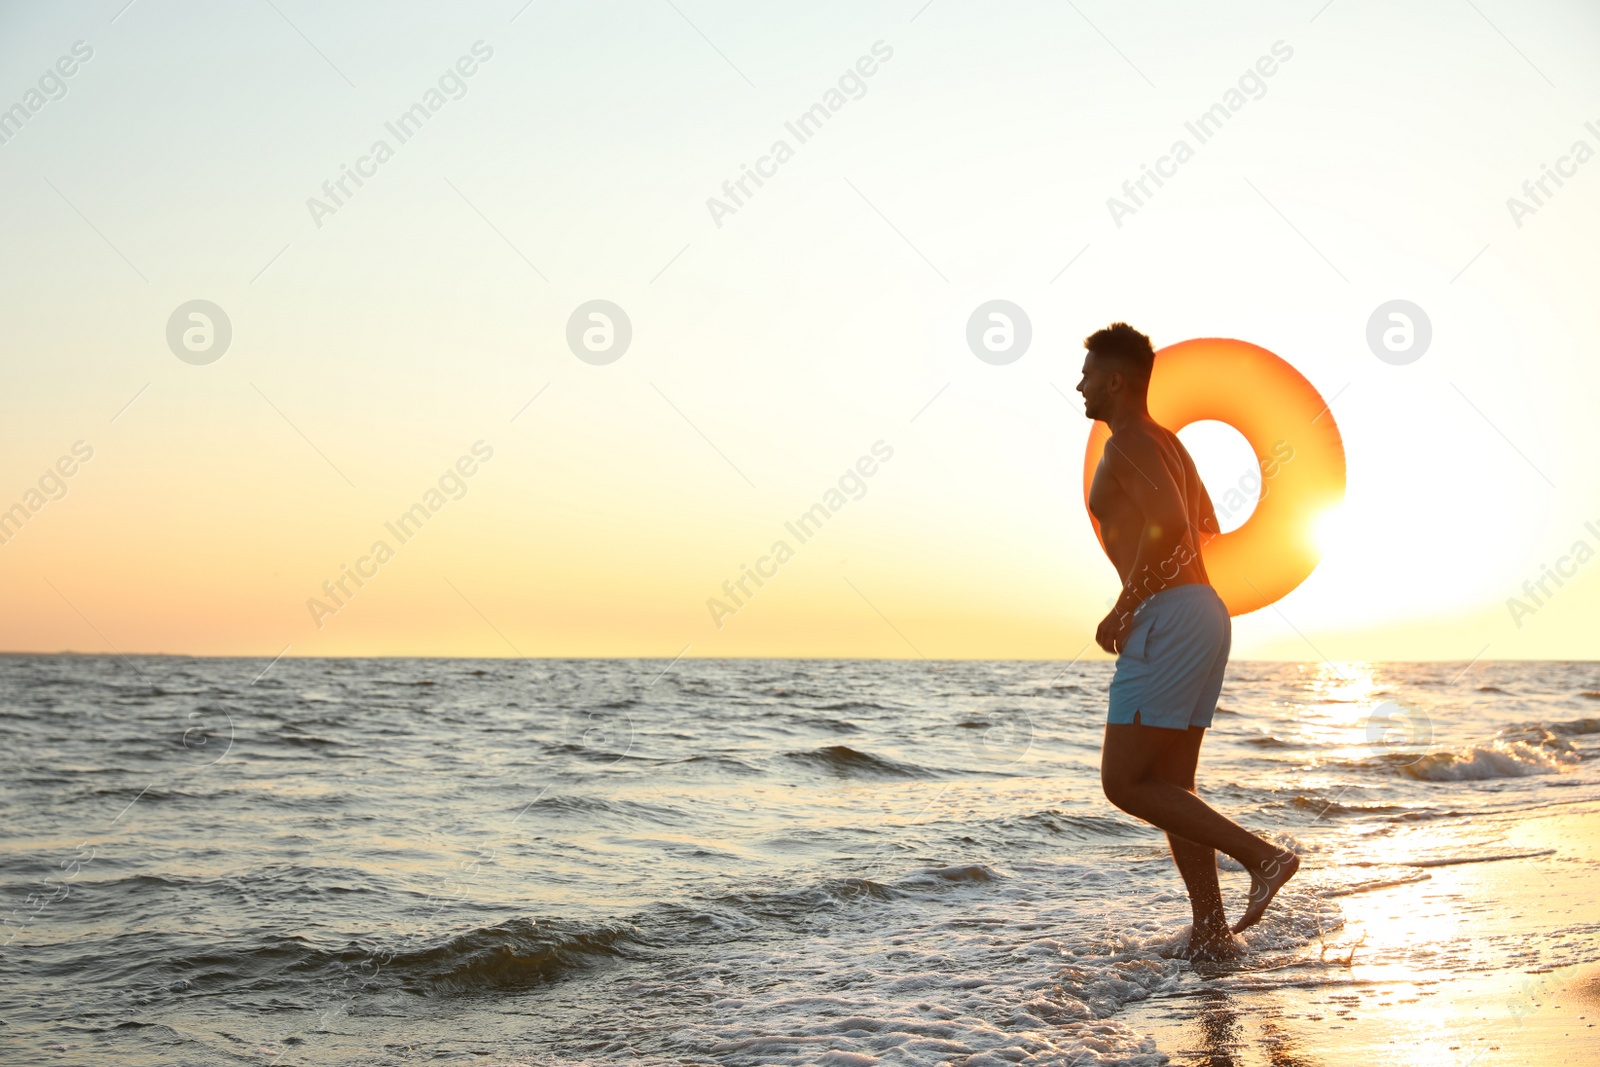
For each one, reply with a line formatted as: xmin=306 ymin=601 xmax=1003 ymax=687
xmin=1278 ymin=662 xmax=1390 ymax=752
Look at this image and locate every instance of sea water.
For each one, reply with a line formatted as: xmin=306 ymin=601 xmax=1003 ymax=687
xmin=2 ymin=656 xmax=1597 ymax=1065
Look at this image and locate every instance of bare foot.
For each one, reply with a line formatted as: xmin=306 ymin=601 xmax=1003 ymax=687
xmin=1183 ymin=925 xmax=1246 ymax=961
xmin=1231 ymin=847 xmax=1299 ymax=934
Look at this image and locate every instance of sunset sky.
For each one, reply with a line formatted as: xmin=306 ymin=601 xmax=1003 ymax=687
xmin=2 ymin=0 xmax=1598 ymax=661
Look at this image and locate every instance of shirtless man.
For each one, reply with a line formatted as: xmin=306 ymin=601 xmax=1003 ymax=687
xmin=1077 ymin=322 xmax=1297 ymax=959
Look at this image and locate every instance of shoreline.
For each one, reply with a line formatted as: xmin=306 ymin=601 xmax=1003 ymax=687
xmin=1124 ymin=800 xmax=1600 ymax=1065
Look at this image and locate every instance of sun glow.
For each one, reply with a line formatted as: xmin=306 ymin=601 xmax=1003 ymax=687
xmin=1313 ymin=504 xmax=1347 ymax=558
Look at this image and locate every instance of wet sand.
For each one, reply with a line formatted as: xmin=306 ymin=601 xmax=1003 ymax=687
xmin=1124 ymin=801 xmax=1600 ymax=1065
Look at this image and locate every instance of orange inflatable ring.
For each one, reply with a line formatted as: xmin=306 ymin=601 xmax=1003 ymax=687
xmin=1082 ymin=338 xmax=1345 ymax=616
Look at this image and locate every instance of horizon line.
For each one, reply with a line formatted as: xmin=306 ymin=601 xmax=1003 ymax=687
xmin=1 ymin=650 xmax=1593 ymax=665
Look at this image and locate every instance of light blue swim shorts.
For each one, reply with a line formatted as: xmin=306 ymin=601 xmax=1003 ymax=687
xmin=1107 ymin=582 xmax=1231 ymax=731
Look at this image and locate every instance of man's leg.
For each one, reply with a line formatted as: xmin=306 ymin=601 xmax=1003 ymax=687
xmin=1101 ymin=714 xmax=1275 ymax=866
xmin=1103 ymin=590 xmax=1297 ymax=935
xmin=1149 ymin=725 xmax=1236 ymax=956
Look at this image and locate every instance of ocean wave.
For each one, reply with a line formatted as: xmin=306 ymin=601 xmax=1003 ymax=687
xmin=549 ymin=741 xmax=641 ymax=764
xmin=639 ymin=883 xmax=1345 ymax=1066
xmin=724 ymin=874 xmax=903 ymax=913
xmin=526 ymin=794 xmax=688 ymax=825
xmin=1319 ymin=871 xmax=1433 ymax=897
xmin=705 ymin=864 xmax=1003 ymax=923
xmin=1548 ymin=716 xmax=1600 ymax=735
xmin=901 ymin=863 xmax=998 ymax=885
xmin=1030 ymin=683 xmax=1085 ymax=696
xmin=1334 ymin=720 xmax=1588 ymax=781
xmin=1284 ymin=794 xmax=1470 ymax=823
xmin=1059 ymin=889 xmax=1343 ymax=1006
xmin=668 ymin=754 xmax=764 ymax=774
xmin=781 ymin=745 xmax=933 ymax=779
xmin=389 ymin=917 xmax=647 ymax=993
xmin=1243 ymin=734 xmax=1301 ymax=748
xmin=276 ymin=732 xmax=342 ymax=747
xmin=1030 ymin=957 xmax=1183 ymax=1020
xmin=759 ymin=686 xmax=827 ymax=700
xmin=793 ymin=717 xmax=863 ymax=733
xmin=1398 ymin=735 xmax=1578 ymax=781
xmin=143 ymin=917 xmax=649 ymax=996
xmin=1005 ymin=809 xmax=1145 ymax=840
xmin=1382 ymin=806 xmax=1474 ymax=822
xmin=1288 ymin=795 xmax=1416 ymax=817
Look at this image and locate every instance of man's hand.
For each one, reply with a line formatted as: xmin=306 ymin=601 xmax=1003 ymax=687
xmin=1096 ymin=605 xmax=1133 ymax=655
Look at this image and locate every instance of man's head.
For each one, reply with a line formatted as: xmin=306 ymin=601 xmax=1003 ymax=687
xmin=1077 ymin=322 xmax=1155 ymax=421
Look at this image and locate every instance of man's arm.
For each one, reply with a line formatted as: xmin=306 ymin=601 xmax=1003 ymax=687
xmin=1196 ymin=474 xmax=1220 ymax=544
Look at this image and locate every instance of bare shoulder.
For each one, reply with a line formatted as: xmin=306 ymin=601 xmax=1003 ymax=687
xmin=1108 ymin=421 xmax=1166 ymax=456
xmin=1155 ymin=427 xmax=1216 ymax=524
xmin=1105 ymin=423 xmax=1179 ymax=489
xmin=1161 ymin=425 xmax=1202 ymax=476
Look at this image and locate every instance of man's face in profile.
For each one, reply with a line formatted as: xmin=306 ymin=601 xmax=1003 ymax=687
xmin=1077 ymin=351 xmax=1116 ymax=421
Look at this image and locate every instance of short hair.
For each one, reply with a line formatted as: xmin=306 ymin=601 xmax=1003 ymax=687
xmin=1084 ymin=322 xmax=1155 ymax=390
